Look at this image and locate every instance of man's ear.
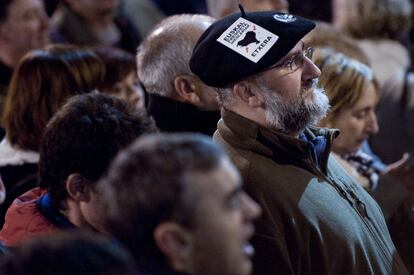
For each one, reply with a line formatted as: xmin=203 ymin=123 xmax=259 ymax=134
xmin=66 ymin=174 xmax=91 ymax=202
xmin=234 ymin=81 xmax=263 ymax=108
xmin=154 ymin=222 xmax=192 ymax=271
xmin=174 ymin=75 xmax=200 ymax=105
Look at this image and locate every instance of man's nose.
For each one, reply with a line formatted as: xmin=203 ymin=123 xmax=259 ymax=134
xmin=302 ymin=57 xmax=321 ymax=82
xmin=366 ymin=111 xmax=379 ymax=135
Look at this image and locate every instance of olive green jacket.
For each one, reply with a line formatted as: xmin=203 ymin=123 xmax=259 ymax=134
xmin=214 ymin=109 xmax=408 ymax=275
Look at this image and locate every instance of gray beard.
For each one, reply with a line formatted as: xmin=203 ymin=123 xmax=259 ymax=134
xmin=259 ymin=80 xmax=330 ymax=135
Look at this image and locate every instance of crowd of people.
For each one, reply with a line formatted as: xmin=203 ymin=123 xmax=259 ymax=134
xmin=0 ymin=0 xmax=413 ymax=274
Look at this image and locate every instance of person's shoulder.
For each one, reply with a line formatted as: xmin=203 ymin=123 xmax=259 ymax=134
xmin=12 ymin=187 xmax=46 ymax=205
xmin=0 ymin=189 xmax=56 ymax=247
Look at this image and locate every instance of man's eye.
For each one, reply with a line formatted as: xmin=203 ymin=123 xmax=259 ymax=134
xmin=292 ymin=55 xmax=303 ymax=66
xmin=285 ymin=54 xmax=302 ymax=70
xmin=284 ymin=59 xmax=294 ymax=70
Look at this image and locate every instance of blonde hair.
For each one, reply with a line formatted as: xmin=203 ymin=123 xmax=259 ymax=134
xmin=313 ymin=48 xmax=379 ymax=121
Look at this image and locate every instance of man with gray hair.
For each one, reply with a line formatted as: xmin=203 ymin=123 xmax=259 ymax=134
xmin=137 ymin=14 xmax=221 ymax=136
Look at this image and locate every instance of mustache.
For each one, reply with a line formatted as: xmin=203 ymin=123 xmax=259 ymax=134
xmin=302 ymin=78 xmax=319 ymax=90
xmin=302 ymin=79 xmax=328 ymax=98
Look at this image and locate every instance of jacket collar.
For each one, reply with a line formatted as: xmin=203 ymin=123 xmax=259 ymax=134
xmin=37 ymin=193 xmax=76 ymax=230
xmin=220 ymin=108 xmax=339 ymax=173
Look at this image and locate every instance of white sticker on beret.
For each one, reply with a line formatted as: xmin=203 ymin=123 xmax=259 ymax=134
xmin=216 ymin=17 xmax=279 ymax=63
xmin=273 ymin=14 xmax=297 ymax=23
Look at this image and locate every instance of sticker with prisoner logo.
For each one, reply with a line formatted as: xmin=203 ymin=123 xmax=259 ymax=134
xmin=216 ymin=17 xmax=279 ymax=63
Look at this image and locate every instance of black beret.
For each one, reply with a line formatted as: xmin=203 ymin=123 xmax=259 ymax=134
xmin=189 ymin=10 xmax=316 ymax=88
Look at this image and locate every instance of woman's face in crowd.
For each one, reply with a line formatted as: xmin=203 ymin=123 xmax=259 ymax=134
xmin=106 ymin=72 xmax=145 ymax=111
xmin=329 ymin=82 xmax=379 ymax=155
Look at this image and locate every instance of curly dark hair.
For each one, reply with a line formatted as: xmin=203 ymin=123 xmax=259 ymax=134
xmin=38 ymin=92 xmax=157 ymax=210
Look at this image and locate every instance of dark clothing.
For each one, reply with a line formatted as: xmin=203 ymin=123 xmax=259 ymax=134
xmin=147 ymin=94 xmax=220 ymax=136
xmin=388 ymin=197 xmax=414 ymax=274
xmin=0 ymin=61 xmax=12 ymax=101
xmin=50 ymin=5 xmax=141 ymax=54
xmin=0 ymin=61 xmax=12 ymax=138
xmin=42 ymin=0 xmax=60 ymax=16
xmin=0 ymin=61 xmax=12 ymax=85
xmin=136 ymin=263 xmax=190 ymax=275
xmin=150 ymin=0 xmax=207 ymax=15
xmin=214 ymin=109 xmax=408 ymax=275
xmin=0 ymin=164 xmax=37 ymax=194
xmin=0 ymin=138 xmax=39 ymax=228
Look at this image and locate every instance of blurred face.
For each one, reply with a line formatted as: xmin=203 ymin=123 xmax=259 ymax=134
xmin=67 ymin=0 xmax=119 ymax=19
xmin=329 ymin=82 xmax=379 ymax=155
xmin=0 ymin=0 xmax=49 ymax=57
xmin=251 ymin=41 xmax=329 ymax=135
xmin=186 ymin=158 xmax=261 ymax=275
xmin=106 ymin=72 xmax=145 ymax=111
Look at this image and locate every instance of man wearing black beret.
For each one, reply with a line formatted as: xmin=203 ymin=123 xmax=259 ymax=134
xmin=190 ymin=7 xmax=408 ymax=275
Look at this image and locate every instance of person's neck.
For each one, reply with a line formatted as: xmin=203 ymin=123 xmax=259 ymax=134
xmin=85 ymin=15 xmax=119 ymax=45
xmin=59 ymin=199 xmax=88 ymax=229
xmin=89 ymin=17 xmax=114 ymax=29
xmin=78 ymin=11 xmax=114 ymax=29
